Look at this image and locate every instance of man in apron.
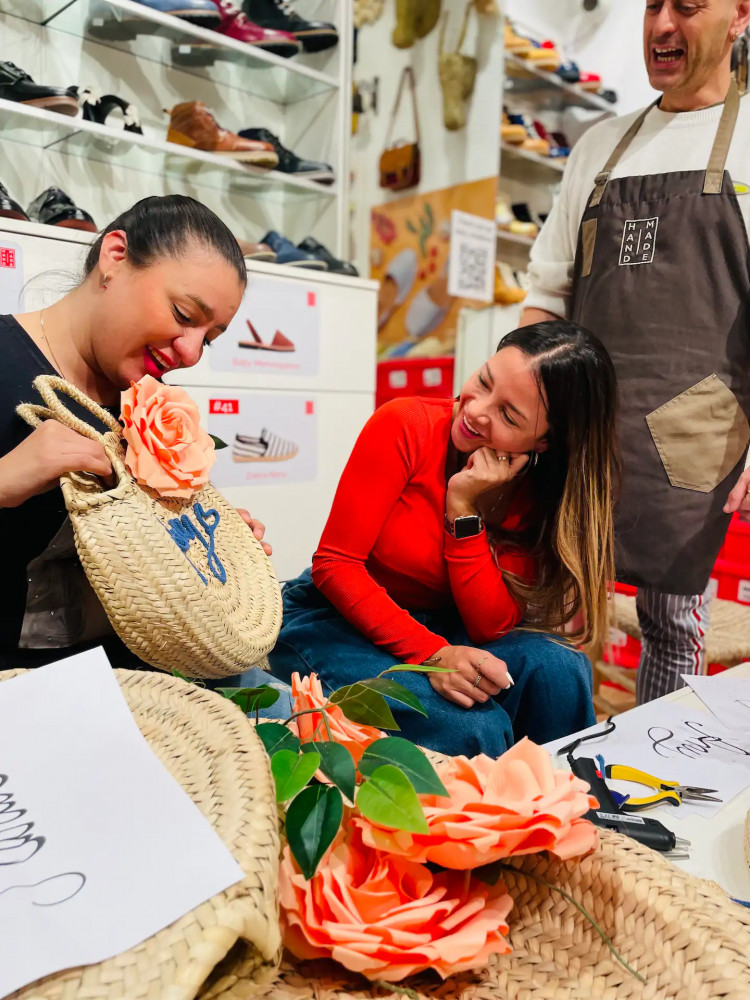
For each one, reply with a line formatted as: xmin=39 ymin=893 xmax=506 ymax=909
xmin=522 ymin=0 xmax=750 ymax=702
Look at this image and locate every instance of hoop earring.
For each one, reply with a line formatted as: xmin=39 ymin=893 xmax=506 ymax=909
xmin=101 ymin=274 xmax=110 ymax=290
xmin=529 ymin=450 xmax=539 ymax=470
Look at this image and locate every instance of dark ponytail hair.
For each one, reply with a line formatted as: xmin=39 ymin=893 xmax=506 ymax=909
xmin=83 ymin=195 xmax=246 ymax=285
xmin=490 ymin=319 xmax=620 ymax=652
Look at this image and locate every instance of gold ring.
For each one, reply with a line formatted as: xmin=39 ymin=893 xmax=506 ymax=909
xmin=473 ymin=672 xmax=483 ymax=688
xmin=497 ymin=455 xmax=508 ymax=462
xmin=476 ymin=656 xmax=488 ymax=667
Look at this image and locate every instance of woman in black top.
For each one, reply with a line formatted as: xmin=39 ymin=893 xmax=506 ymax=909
xmin=0 ymin=194 xmax=265 ymax=669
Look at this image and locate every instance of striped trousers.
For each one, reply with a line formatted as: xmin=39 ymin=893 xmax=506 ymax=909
xmin=635 ymin=583 xmax=713 ymax=704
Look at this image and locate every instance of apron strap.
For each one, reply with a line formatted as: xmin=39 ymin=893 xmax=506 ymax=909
xmin=703 ymin=78 xmax=740 ymax=194
xmin=588 ymin=102 xmax=657 ymax=209
xmin=588 ymin=79 xmax=741 ymax=208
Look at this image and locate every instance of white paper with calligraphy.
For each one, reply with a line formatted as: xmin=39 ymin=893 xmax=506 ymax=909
xmin=0 ymin=649 xmax=243 ymax=999
xmin=544 ymin=700 xmax=750 ymax=818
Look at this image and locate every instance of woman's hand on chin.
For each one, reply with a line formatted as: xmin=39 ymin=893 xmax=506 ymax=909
xmin=446 ymin=447 xmax=528 ymax=517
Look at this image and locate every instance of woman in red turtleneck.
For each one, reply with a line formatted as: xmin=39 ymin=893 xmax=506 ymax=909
xmin=268 ymin=321 xmax=618 ymax=757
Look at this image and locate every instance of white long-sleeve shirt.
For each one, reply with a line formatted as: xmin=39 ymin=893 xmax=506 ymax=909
xmin=525 ymin=95 xmax=750 ymax=319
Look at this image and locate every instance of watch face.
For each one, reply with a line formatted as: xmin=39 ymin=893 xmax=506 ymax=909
xmin=454 ymin=515 xmax=482 ymax=539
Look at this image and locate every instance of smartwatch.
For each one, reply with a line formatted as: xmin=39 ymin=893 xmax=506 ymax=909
xmin=444 ymin=513 xmax=484 ymax=539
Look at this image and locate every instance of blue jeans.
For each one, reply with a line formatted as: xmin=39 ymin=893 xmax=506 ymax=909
xmin=268 ymin=569 xmax=596 ymax=758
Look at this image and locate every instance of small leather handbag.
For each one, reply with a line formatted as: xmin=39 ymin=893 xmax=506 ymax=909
xmin=379 ymin=66 xmax=421 ymax=191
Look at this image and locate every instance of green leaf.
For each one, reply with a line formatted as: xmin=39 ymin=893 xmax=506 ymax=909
xmin=216 ymin=685 xmax=280 ymax=715
xmin=354 ymin=678 xmax=427 ymax=716
xmin=271 ymin=749 xmax=321 ymax=802
xmin=380 ymin=663 xmax=453 ymax=675
xmin=359 ymin=737 xmax=448 ymax=796
xmin=286 ymin=784 xmax=344 ymax=880
xmin=255 ymin=722 xmax=301 ymax=757
xmin=406 ymin=220 xmax=418 ymax=234
xmin=210 ymin=434 xmax=228 ymax=450
xmin=301 ymin=741 xmax=356 ymax=802
xmin=329 ymin=683 xmax=399 ymax=730
xmin=356 ymin=764 xmax=428 ymax=833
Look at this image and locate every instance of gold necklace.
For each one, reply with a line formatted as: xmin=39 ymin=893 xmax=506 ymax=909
xmin=39 ymin=309 xmax=67 ymax=380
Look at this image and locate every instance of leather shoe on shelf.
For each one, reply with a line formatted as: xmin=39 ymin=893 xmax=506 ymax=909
xmin=89 ymin=0 xmax=222 ymax=39
xmin=166 ymin=102 xmax=279 ymax=166
xmin=238 ymin=128 xmax=334 ymax=184
xmin=532 ymin=119 xmax=569 ymax=158
xmin=244 ymin=0 xmax=339 ymax=53
xmin=577 ymin=71 xmax=602 ymax=93
xmin=501 ymin=108 xmax=526 ymax=145
xmin=504 ymin=21 xmax=532 ymax=54
xmin=76 ymin=87 xmax=143 ymax=134
xmin=261 ymin=231 xmax=327 ymax=268
xmin=0 ymin=61 xmax=79 ymax=116
xmin=518 ymin=39 xmax=559 ymax=71
xmin=600 ymin=88 xmax=618 ymax=104
xmin=494 ymin=262 xmax=526 ymax=305
xmin=555 ymin=61 xmax=580 ymax=83
xmin=298 ymin=237 xmax=358 ymax=275
xmin=209 ymin=0 xmax=301 ymax=56
xmin=237 ymin=239 xmax=277 ymax=261
xmin=506 ymin=111 xmax=549 ymax=156
xmin=0 ymin=180 xmax=29 ymax=221
xmin=27 ymin=188 xmax=97 ymax=232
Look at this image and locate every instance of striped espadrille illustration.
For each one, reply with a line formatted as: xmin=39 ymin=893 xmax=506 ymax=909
xmin=232 ymin=429 xmax=299 ymax=463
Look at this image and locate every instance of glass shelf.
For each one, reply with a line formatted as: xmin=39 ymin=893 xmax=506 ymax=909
xmin=504 ymin=53 xmax=616 ymax=116
xmin=0 ymin=98 xmax=338 ymax=201
xmin=500 ymin=142 xmax=565 ymax=184
xmin=0 ymin=0 xmax=340 ymax=106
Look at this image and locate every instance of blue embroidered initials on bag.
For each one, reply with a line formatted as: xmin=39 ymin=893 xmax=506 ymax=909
xmin=165 ymin=503 xmax=226 ymax=585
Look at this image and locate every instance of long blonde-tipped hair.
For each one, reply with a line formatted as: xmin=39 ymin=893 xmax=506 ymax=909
xmin=485 ymin=321 xmax=620 ymax=654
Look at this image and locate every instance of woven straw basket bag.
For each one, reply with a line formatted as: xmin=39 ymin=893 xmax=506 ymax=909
xmin=2 ymin=669 xmax=282 ymax=1000
xmin=17 ymin=375 xmax=282 ymax=678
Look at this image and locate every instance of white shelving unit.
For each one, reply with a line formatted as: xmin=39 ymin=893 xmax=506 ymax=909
xmin=504 ymin=52 xmax=617 ymax=116
xmin=0 ymin=0 xmax=352 ymax=255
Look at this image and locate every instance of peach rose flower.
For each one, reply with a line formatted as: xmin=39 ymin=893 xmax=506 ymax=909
xmin=289 ymin=672 xmax=383 ymax=765
xmin=280 ymin=826 xmax=513 ymax=982
xmin=354 ymin=738 xmax=598 ymax=868
xmin=120 ymin=375 xmax=215 ymax=499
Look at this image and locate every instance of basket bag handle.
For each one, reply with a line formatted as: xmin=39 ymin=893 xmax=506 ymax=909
xmin=17 ymin=375 xmax=131 ymax=485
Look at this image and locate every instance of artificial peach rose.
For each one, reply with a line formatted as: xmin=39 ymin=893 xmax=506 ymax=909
xmin=289 ymin=672 xmax=383 ymax=765
xmin=120 ymin=375 xmax=215 ymax=499
xmin=280 ymin=826 xmax=513 ymax=982
xmin=354 ymin=738 xmax=598 ymax=868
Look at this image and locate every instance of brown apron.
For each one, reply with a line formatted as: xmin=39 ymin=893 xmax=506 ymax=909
xmin=571 ymin=81 xmax=750 ymax=595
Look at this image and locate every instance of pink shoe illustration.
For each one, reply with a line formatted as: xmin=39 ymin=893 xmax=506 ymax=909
xmin=239 ymin=319 xmax=296 ymax=352
xmin=232 ymin=429 xmax=299 ymax=462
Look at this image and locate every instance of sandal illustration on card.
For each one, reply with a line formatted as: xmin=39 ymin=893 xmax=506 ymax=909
xmin=232 ymin=430 xmax=299 ymax=463
xmin=238 ymin=319 xmax=295 ymax=353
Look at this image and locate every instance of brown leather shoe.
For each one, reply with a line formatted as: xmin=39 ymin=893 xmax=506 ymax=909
xmin=237 ymin=239 xmax=277 ymax=262
xmin=166 ymin=102 xmax=279 ymax=168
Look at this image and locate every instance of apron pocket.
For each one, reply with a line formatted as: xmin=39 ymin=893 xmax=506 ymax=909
xmin=646 ymin=374 xmax=750 ymax=493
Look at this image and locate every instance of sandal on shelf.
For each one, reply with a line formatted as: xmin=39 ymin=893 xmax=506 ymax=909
xmin=232 ymin=430 xmax=299 ymax=463
xmin=238 ymin=320 xmax=295 ymax=352
xmin=77 ymin=87 xmax=143 ymax=134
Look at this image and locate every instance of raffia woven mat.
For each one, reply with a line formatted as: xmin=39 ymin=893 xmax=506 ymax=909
xmin=2 ymin=669 xmax=282 ymax=1000
xmin=245 ymin=826 xmax=750 ymax=1000
xmin=613 ymin=592 xmax=750 ymax=666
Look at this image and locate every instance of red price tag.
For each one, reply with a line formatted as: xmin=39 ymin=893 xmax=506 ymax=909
xmin=209 ymin=399 xmax=239 ymax=415
xmin=305 ymin=401 xmax=315 ymax=415
xmin=307 ymin=291 xmax=316 ymax=307
xmin=0 ymin=247 xmax=16 ymax=269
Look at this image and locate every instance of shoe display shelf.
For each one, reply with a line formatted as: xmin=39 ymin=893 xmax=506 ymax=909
xmin=0 ymin=96 xmax=337 ymax=201
xmin=504 ymin=52 xmax=617 ymax=117
xmin=0 ymin=0 xmax=352 ymax=256
xmin=499 ymin=141 xmax=565 ymax=184
xmin=1 ymin=0 xmax=339 ymax=104
xmin=496 ymin=227 xmax=534 ymax=251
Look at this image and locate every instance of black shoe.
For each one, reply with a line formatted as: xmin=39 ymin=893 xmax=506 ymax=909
xmin=243 ymin=0 xmax=338 ymax=52
xmin=76 ymin=88 xmax=143 ymax=134
xmin=297 ymin=237 xmax=358 ymax=276
xmin=237 ymin=128 xmax=334 ymax=184
xmin=0 ymin=61 xmax=79 ymax=116
xmin=512 ymin=202 xmax=534 ymax=225
xmin=27 ymin=188 xmax=97 ymax=233
xmin=600 ymin=89 xmax=618 ymax=104
xmin=0 ymin=181 xmax=29 ymax=221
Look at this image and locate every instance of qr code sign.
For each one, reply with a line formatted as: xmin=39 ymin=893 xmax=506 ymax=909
xmin=0 ymin=247 xmax=16 ymax=269
xmin=456 ymin=243 xmax=488 ymax=295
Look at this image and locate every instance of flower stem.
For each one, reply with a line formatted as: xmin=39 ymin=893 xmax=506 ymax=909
xmin=494 ymin=863 xmax=646 ymax=985
xmin=283 ymin=706 xmax=332 ymax=726
xmin=370 ymin=981 xmax=419 ymax=999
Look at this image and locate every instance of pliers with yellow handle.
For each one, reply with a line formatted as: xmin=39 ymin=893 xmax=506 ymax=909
xmin=604 ymin=764 xmax=722 ymax=811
